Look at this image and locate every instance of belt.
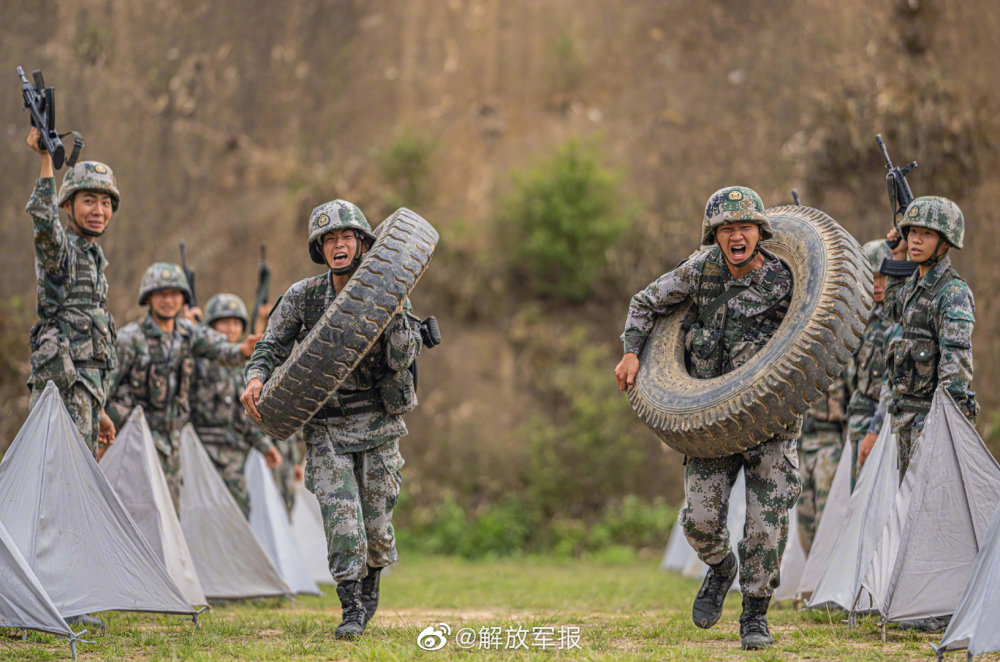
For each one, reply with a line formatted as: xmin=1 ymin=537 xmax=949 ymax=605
xmin=890 ymin=398 xmax=932 ymax=415
xmin=313 ymin=390 xmax=383 ymax=420
xmin=849 ymin=396 xmax=877 ymax=417
xmin=801 ymin=419 xmax=842 ymax=434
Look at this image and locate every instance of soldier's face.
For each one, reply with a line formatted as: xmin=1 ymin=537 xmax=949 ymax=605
xmin=321 ymin=229 xmax=366 ymax=270
xmin=64 ymin=191 xmax=113 ymax=235
xmin=211 ymin=317 xmax=244 ymax=343
xmin=149 ymin=289 xmax=185 ymax=320
xmin=907 ymin=226 xmax=946 ymax=263
xmin=715 ymin=223 xmax=759 ymax=264
xmin=873 ymin=273 xmax=886 ymax=302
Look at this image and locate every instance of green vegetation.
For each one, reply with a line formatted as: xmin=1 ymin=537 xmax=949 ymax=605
xmin=0 ymin=555 xmax=957 ymax=660
xmin=496 ymin=140 xmax=636 ymax=303
xmin=377 ymin=130 xmax=437 ymax=212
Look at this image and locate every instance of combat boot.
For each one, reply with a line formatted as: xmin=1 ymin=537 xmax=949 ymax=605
xmin=739 ymin=595 xmax=774 ymax=650
xmin=335 ymin=581 xmax=367 ymax=639
xmin=361 ymin=565 xmax=382 ymax=625
xmin=691 ymin=551 xmax=737 ymax=629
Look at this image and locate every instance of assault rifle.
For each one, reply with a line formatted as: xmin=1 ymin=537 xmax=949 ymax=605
xmin=406 ymin=314 xmax=441 ymax=392
xmin=179 ymin=241 xmax=199 ymax=318
xmin=875 ymin=134 xmax=919 ymax=277
xmin=791 ymin=189 xmax=801 ymax=206
xmin=250 ymin=243 xmax=271 ymax=333
xmin=17 ymin=66 xmax=83 ymax=169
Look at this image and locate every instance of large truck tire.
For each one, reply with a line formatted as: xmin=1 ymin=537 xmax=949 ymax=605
xmin=628 ymin=205 xmax=872 ymax=458
xmin=255 ymin=208 xmax=438 ymax=440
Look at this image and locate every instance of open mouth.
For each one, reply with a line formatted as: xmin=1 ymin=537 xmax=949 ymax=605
xmin=730 ymin=244 xmax=747 ymax=260
xmin=333 ymin=252 xmax=349 ymax=263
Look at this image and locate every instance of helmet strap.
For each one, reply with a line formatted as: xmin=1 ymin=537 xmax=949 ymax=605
xmin=65 ymin=193 xmax=106 ymax=238
xmin=721 ymin=241 xmax=761 ymax=270
xmin=329 ymin=230 xmax=369 ymax=275
xmin=915 ymin=236 xmax=947 ymax=267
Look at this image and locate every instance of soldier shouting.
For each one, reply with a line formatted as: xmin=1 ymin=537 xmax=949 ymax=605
xmin=615 ymin=186 xmax=801 ymax=650
xmin=24 ymin=127 xmax=119 ymax=458
xmin=242 ymin=200 xmax=420 ymax=639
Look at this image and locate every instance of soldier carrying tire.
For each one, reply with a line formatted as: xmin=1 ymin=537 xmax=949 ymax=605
xmin=241 ymin=200 xmax=423 ymax=640
xmin=615 ymin=186 xmax=805 ymax=650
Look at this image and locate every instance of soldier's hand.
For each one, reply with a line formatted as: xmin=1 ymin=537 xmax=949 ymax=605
xmin=887 ymin=229 xmax=908 ymax=261
xmin=241 ymin=378 xmax=264 ymax=421
xmin=183 ymin=305 xmax=203 ymax=323
xmin=26 ymin=127 xmax=45 ymax=154
xmin=98 ymin=409 xmax=116 ymax=446
xmin=294 ymin=464 xmax=305 ymax=482
xmin=264 ymin=446 xmax=282 ymax=468
xmin=239 ymin=333 xmax=262 ymax=358
xmin=858 ymin=431 xmax=878 ymax=467
xmin=614 ymin=353 xmax=640 ymax=392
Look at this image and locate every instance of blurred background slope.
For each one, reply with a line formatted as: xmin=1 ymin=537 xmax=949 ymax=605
xmin=2 ymin=0 xmax=998 ymax=554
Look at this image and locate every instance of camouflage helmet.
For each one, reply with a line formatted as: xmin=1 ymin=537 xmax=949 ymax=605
xmin=307 ymin=199 xmax=375 ymax=265
xmin=898 ymin=195 xmax=964 ymax=249
xmin=138 ymin=262 xmax=192 ymax=306
xmin=204 ymin=293 xmax=249 ymax=330
xmin=57 ymin=161 xmax=121 ymax=211
xmin=701 ymin=186 xmax=773 ymax=245
xmin=861 ymin=239 xmax=894 ymax=274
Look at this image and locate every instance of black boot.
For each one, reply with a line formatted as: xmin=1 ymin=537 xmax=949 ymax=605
xmin=691 ymin=551 xmax=737 ymax=629
xmin=335 ymin=581 xmax=367 ymax=639
xmin=739 ymin=595 xmax=774 ymax=650
xmin=361 ymin=566 xmax=382 ymax=625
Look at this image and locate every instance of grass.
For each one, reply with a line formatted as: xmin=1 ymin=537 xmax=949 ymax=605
xmin=1 ymin=554 xmax=989 ymax=661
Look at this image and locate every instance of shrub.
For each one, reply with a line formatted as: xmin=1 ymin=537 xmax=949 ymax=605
xmin=496 ymin=140 xmax=635 ymax=303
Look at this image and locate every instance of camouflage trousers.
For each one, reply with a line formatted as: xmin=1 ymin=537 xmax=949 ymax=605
xmin=306 ymin=437 xmax=404 ymax=583
xmin=892 ymin=412 xmax=926 ymax=482
xmin=796 ymin=431 xmax=843 ymax=556
xmin=30 ymin=381 xmax=102 ymax=457
xmin=151 ymin=428 xmax=182 ymax=515
xmin=681 ymin=437 xmax=801 ymax=598
xmin=203 ymin=443 xmax=252 ymax=518
xmin=273 ymin=460 xmax=296 ymax=516
xmin=846 ymin=413 xmax=874 ymax=492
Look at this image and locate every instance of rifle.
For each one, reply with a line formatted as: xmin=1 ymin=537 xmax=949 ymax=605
xmin=874 ymin=134 xmax=919 ymax=277
xmin=249 ymin=243 xmax=271 ymax=334
xmin=17 ymin=66 xmax=83 ymax=169
xmin=791 ymin=189 xmax=801 ymax=206
xmin=179 ymin=241 xmax=199 ymax=317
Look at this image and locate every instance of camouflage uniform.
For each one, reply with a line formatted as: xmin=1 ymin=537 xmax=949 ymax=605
xmin=622 ymin=186 xmax=801 ymax=598
xmin=245 ymin=200 xmax=421 ymax=585
xmin=25 ymin=163 xmax=120 ymax=455
xmin=191 ymin=294 xmax=276 ymax=517
xmin=871 ymin=197 xmax=977 ymax=479
xmin=846 ymin=240 xmax=895 ymax=490
xmin=272 ymin=430 xmax=305 ymax=515
xmin=107 ymin=265 xmax=247 ymax=511
xmin=795 ymin=376 xmax=847 ymax=555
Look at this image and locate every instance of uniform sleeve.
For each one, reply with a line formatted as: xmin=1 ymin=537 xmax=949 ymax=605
xmin=190 ymin=322 xmax=244 ymax=367
xmin=881 ymin=274 xmax=907 ymax=326
xmin=106 ymin=329 xmax=137 ymax=430
xmin=935 ymin=284 xmax=977 ymax=419
xmin=384 ymin=298 xmax=420 ymax=372
xmin=245 ymin=284 xmax=305 ymax=384
xmin=621 ymin=257 xmax=700 ymax=355
xmin=867 ymin=323 xmax=900 ymax=435
xmin=27 ymin=178 xmax=69 ymax=274
xmin=248 ymin=427 xmax=276 ymax=455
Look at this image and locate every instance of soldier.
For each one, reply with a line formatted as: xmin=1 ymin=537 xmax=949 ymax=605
xmin=858 ymin=197 xmax=977 ymax=480
xmin=241 ymin=200 xmax=420 ymax=639
xmin=845 ymin=240 xmax=894 ymax=489
xmin=24 ymin=127 xmax=119 ymax=458
xmin=107 ymin=264 xmax=260 ymax=511
xmin=191 ymin=294 xmax=281 ymax=517
xmin=796 ymin=375 xmax=848 ymax=555
xmin=615 ymin=186 xmax=801 ymax=650
xmin=272 ymin=430 xmax=306 ymax=516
